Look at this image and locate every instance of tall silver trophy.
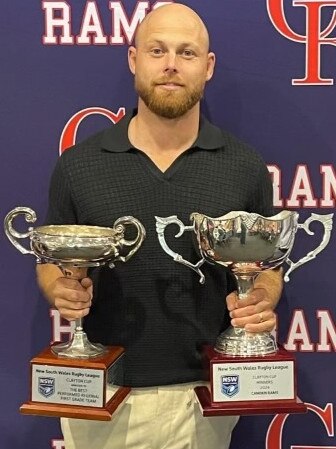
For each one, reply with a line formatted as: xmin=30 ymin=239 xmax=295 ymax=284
xmin=155 ymin=210 xmax=333 ymax=416
xmin=5 ymin=206 xmax=146 ymax=420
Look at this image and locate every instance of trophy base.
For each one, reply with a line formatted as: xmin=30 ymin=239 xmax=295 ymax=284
xmin=51 ymin=332 xmax=107 ymax=359
xmin=21 ymin=346 xmax=131 ymax=421
xmin=198 ymin=345 xmax=307 ymax=416
xmin=215 ymin=326 xmax=277 ymax=356
xmin=195 ymin=386 xmax=307 ymax=416
xmin=20 ymin=385 xmax=130 ymax=420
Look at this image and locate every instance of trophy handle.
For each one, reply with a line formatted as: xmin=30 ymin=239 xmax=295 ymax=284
xmin=113 ymin=216 xmax=146 ymax=263
xmin=284 ymin=213 xmax=334 ymax=282
xmin=4 ymin=207 xmax=37 ymax=256
xmin=155 ymin=215 xmax=206 ymax=284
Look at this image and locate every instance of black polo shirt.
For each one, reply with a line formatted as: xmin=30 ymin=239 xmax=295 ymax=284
xmin=46 ymin=110 xmax=273 ymax=387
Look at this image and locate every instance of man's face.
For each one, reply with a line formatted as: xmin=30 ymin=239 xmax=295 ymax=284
xmin=128 ymin=10 xmax=215 ymax=119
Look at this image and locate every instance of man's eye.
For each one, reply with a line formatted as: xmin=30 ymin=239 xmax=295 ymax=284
xmin=151 ymin=48 xmax=163 ymax=56
xmin=182 ymin=49 xmax=195 ymax=58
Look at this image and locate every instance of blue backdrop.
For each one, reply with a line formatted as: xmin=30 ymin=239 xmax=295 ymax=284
xmin=1 ymin=1 xmax=336 ymax=448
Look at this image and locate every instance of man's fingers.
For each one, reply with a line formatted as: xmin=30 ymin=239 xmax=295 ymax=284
xmin=226 ymin=288 xmax=267 ymax=311
xmin=52 ymin=276 xmax=93 ymax=321
xmin=245 ymin=313 xmax=277 ymax=333
xmin=226 ymin=288 xmax=277 ymax=333
xmin=81 ymin=277 xmax=93 ymax=289
xmin=229 ymin=300 xmax=269 ymax=320
xmin=56 ymin=296 xmax=92 ymax=310
xmin=57 ymin=306 xmax=91 ymax=321
xmin=81 ymin=278 xmax=93 ymax=300
xmin=232 ymin=311 xmax=276 ymax=332
xmin=54 ymin=277 xmax=92 ymax=300
xmin=226 ymin=292 xmax=238 ymax=311
xmin=55 ymin=295 xmax=92 ymax=321
xmin=57 ymin=277 xmax=88 ymax=291
xmin=234 ymin=288 xmax=267 ymax=308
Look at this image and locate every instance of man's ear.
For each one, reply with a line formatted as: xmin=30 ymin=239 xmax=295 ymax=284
xmin=206 ymin=52 xmax=216 ymax=82
xmin=128 ymin=46 xmax=137 ymax=75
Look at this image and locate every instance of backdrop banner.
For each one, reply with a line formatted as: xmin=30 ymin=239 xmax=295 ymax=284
xmin=1 ymin=1 xmax=335 ymax=448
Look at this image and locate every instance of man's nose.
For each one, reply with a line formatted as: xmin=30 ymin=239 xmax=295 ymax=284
xmin=164 ymin=52 xmax=178 ymax=73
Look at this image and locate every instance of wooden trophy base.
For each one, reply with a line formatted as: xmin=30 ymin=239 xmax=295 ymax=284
xmin=21 ymin=346 xmax=131 ymax=421
xmin=195 ymin=345 xmax=307 ymax=417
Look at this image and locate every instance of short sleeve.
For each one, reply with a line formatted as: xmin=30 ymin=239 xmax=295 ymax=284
xmin=45 ymin=156 xmax=78 ymax=225
xmin=247 ymin=160 xmax=274 ymax=217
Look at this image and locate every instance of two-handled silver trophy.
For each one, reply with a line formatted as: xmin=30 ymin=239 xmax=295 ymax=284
xmin=4 ymin=206 xmax=146 ymax=420
xmin=155 ymin=210 xmax=333 ymax=416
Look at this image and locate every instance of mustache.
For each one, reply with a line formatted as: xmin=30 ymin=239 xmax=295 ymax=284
xmin=153 ymin=77 xmax=184 ymax=86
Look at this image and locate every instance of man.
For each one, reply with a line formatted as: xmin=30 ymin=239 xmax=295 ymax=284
xmin=37 ymin=4 xmax=282 ymax=449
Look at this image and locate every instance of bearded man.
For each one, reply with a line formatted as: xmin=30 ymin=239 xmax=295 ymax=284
xmin=37 ymin=4 xmax=282 ymax=449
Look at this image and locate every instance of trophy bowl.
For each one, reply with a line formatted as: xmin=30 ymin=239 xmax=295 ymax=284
xmin=29 ymin=224 xmax=123 ymax=263
xmin=156 ymin=210 xmax=333 ymax=356
xmin=5 ymin=209 xmax=145 ymax=267
xmin=191 ymin=210 xmax=297 ymax=274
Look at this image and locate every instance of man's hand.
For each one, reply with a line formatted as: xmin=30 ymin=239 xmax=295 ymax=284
xmin=36 ymin=264 xmax=93 ymax=321
xmin=46 ymin=276 xmax=93 ymax=321
xmin=226 ymin=268 xmax=283 ymax=333
xmin=226 ymin=288 xmax=276 ymax=333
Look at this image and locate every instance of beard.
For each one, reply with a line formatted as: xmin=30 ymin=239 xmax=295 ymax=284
xmin=135 ymin=75 xmax=205 ymax=119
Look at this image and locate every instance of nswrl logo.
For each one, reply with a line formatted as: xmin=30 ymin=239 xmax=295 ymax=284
xmin=38 ymin=377 xmax=55 ymax=398
xmin=221 ymin=375 xmax=239 ymax=397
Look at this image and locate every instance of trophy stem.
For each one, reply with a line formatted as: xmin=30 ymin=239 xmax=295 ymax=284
xmin=234 ymin=274 xmax=256 ymax=300
xmin=75 ymin=318 xmax=84 ymax=332
xmin=215 ymin=273 xmax=277 ymax=356
xmin=51 ymin=323 xmax=107 ymax=359
xmin=50 ymin=267 xmax=107 ymax=359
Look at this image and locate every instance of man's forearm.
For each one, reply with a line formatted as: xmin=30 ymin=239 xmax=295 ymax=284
xmin=253 ymin=267 xmax=283 ymax=309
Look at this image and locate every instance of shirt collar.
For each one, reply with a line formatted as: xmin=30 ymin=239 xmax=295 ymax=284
xmin=101 ymin=109 xmax=226 ymax=153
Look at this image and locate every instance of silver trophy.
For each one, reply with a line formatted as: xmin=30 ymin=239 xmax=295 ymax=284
xmin=5 ymin=206 xmax=146 ymax=359
xmin=155 ymin=211 xmax=333 ymax=357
